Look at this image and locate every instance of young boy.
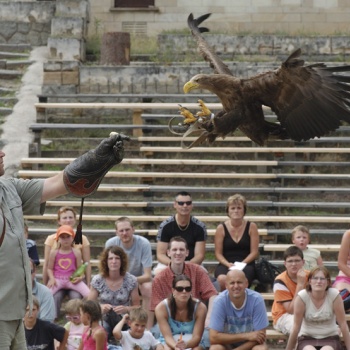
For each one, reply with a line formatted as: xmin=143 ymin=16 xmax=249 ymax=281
xmin=291 ymin=225 xmax=323 ymax=270
xmin=272 ymin=246 xmax=309 ymax=335
xmin=24 ymin=296 xmax=68 ymax=350
xmin=113 ymin=307 xmax=163 ymax=350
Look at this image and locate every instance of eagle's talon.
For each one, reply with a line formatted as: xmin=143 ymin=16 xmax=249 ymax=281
xmin=178 ymin=104 xmax=198 ymax=125
xmin=196 ymin=99 xmax=212 ymax=118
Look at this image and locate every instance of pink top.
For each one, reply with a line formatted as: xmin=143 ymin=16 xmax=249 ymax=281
xmin=66 ymin=322 xmax=85 ymax=350
xmin=82 ymin=326 xmax=108 ymax=350
xmin=53 ymin=250 xmax=77 ymax=278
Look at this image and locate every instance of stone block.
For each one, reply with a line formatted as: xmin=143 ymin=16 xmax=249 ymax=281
xmin=41 ymin=84 xmax=77 ymax=95
xmin=44 ymin=62 xmax=63 ymax=72
xmin=62 ymin=71 xmax=79 ymax=85
xmin=62 ymin=61 xmax=80 ymax=72
xmin=55 ymin=0 xmax=90 ymax=20
xmin=43 ymin=71 xmax=62 ymax=85
xmin=51 ymin=17 xmax=86 ymax=39
xmin=48 ymin=37 xmax=85 ymax=61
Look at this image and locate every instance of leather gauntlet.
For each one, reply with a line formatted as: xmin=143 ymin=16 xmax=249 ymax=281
xmin=63 ymin=133 xmax=129 ymax=197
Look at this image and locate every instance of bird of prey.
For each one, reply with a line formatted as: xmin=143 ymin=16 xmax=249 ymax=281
xmin=179 ymin=13 xmax=350 ymax=147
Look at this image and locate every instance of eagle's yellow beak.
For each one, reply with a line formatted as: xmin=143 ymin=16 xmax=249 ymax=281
xmin=183 ymin=81 xmax=199 ymax=93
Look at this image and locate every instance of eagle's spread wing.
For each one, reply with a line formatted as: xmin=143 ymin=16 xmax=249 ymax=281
xmin=185 ymin=13 xmax=350 ymax=145
xmin=188 ymin=13 xmax=233 ymax=76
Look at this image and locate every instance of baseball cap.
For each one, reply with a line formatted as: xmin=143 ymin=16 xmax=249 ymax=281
xmin=56 ymin=225 xmax=75 ymax=241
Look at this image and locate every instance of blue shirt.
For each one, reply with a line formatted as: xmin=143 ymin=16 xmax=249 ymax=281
xmin=209 ymin=289 xmax=268 ymax=342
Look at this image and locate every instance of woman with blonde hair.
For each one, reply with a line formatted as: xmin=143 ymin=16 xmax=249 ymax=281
xmin=214 ymin=194 xmax=259 ymax=290
xmin=286 ymin=266 xmax=350 ymax=350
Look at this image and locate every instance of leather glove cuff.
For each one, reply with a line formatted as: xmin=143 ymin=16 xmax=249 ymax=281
xmin=63 ymin=133 xmax=129 ymax=197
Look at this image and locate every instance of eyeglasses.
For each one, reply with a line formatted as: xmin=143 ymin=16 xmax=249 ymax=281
xmin=311 ymin=277 xmax=327 ymax=282
xmin=174 ymin=286 xmax=192 ymax=292
xmin=65 ymin=315 xmax=81 ymax=321
xmin=176 ymin=201 xmax=192 ymax=206
xmin=285 ymin=259 xmax=303 ymax=264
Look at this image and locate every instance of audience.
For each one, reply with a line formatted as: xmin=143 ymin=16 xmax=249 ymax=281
xmin=24 ymin=296 xmax=68 ymax=350
xmin=333 ymin=229 xmax=350 ymax=292
xmin=47 ymin=225 xmax=89 ymax=317
xmin=272 ymin=246 xmax=309 ymax=335
xmin=105 ymin=216 xmax=153 ymax=329
xmin=286 ymin=266 xmax=350 ymax=350
xmin=291 ymin=225 xmax=323 ymax=270
xmin=113 ymin=307 xmax=164 ymax=350
xmin=64 ymin=299 xmax=84 ymax=350
xmin=29 ymin=259 xmax=55 ymax=322
xmin=88 ymin=246 xmax=140 ymax=342
xmin=155 ymin=274 xmax=207 ymax=350
xmin=209 ymin=270 xmax=268 ymax=350
xmin=214 ymin=194 xmax=259 ymax=290
xmin=78 ymin=300 xmax=108 ymax=350
xmin=155 ymin=191 xmax=207 ymax=274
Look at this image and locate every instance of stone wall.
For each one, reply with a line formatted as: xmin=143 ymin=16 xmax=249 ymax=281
xmin=0 ymin=1 xmax=55 ymax=45
xmin=89 ymin=0 xmax=350 ymax=37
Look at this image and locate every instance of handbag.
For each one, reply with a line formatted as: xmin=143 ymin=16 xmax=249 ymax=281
xmin=255 ymin=257 xmax=281 ymax=284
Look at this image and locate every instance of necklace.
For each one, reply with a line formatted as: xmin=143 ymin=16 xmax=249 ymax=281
xmin=176 ymin=216 xmax=190 ymax=231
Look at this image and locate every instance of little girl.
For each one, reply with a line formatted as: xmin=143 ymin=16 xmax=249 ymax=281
xmin=78 ymin=300 xmax=108 ymax=350
xmin=47 ymin=225 xmax=90 ymax=301
xmin=64 ymin=299 xmax=84 ymax=350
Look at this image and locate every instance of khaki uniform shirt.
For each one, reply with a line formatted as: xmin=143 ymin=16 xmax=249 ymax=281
xmin=0 ymin=177 xmax=45 ymax=320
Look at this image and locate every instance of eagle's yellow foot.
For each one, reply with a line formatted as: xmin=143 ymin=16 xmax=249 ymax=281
xmin=196 ymin=99 xmax=212 ymax=119
xmin=178 ymin=104 xmax=198 ymax=124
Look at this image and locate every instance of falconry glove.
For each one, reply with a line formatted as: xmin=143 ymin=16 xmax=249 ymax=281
xmin=63 ymin=132 xmax=130 ymax=197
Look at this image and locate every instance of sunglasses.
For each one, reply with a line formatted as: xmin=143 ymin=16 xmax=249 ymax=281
xmin=176 ymin=201 xmax=192 ymax=206
xmin=174 ymin=286 xmax=192 ymax=292
xmin=65 ymin=315 xmax=81 ymax=321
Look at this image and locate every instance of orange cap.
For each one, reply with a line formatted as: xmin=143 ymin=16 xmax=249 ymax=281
xmin=56 ymin=225 xmax=75 ymax=241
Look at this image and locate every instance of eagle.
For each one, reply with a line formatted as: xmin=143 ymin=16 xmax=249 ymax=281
xmin=181 ymin=13 xmax=350 ymax=146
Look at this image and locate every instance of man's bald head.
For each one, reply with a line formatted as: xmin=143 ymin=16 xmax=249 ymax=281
xmin=226 ymin=269 xmax=247 ymax=281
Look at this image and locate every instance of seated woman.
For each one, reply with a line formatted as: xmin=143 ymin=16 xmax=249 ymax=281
xmin=155 ymin=274 xmax=207 ymax=350
xmin=214 ymin=194 xmax=259 ymax=290
xmin=88 ymin=246 xmax=140 ymax=343
xmin=333 ymin=229 xmax=350 ymax=293
xmin=286 ymin=266 xmax=350 ymax=350
xmin=43 ymin=206 xmax=91 ymax=318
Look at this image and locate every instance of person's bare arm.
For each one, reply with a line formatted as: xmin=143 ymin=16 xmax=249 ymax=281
xmin=190 ymin=241 xmax=205 ymax=265
xmin=156 ymin=241 xmax=170 ymax=265
xmin=334 ymin=294 xmax=350 ymax=350
xmin=113 ymin=314 xmax=129 ymax=341
xmin=285 ymin=296 xmax=305 ymax=350
xmin=210 ymin=328 xmax=266 ymax=347
xmin=41 ymin=172 xmax=67 ymax=203
xmin=57 ymin=329 xmax=69 ymax=350
xmin=185 ymin=302 xmax=206 ymax=349
xmin=243 ymin=222 xmax=259 ymax=264
xmin=205 ymin=295 xmax=216 ymax=328
xmin=137 ymin=266 xmax=152 ymax=285
xmin=338 ymin=231 xmax=350 ymax=276
xmin=46 ymin=250 xmax=57 ymax=288
xmin=155 ymin=303 xmax=177 ymax=350
xmin=317 ymin=255 xmax=323 ymax=266
xmin=94 ymin=327 xmax=108 ymax=350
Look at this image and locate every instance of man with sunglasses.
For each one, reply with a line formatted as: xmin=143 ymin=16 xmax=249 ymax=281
xmin=272 ymin=245 xmax=309 ymax=335
xmin=154 ymin=191 xmax=207 ymax=275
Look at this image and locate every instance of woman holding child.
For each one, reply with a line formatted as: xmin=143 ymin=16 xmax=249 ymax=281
xmin=286 ymin=266 xmax=350 ymax=350
xmin=155 ymin=274 xmax=207 ymax=350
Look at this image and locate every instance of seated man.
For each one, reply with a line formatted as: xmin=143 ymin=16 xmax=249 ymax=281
xmin=105 ymin=216 xmax=153 ymax=329
xmin=154 ymin=191 xmax=207 ymax=274
xmin=151 ymin=236 xmax=217 ymax=330
xmin=30 ymin=259 xmax=55 ymax=322
xmin=272 ymin=245 xmax=309 ymax=335
xmin=209 ymin=269 xmax=269 ymax=350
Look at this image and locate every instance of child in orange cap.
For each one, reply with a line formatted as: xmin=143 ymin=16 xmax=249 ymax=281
xmin=47 ymin=225 xmax=90 ymax=318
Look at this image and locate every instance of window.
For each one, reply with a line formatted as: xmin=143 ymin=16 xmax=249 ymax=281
xmin=115 ymin=0 xmax=154 ymax=7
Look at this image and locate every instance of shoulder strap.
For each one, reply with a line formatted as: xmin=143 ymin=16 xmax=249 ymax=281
xmin=0 ymin=207 xmax=6 ymax=247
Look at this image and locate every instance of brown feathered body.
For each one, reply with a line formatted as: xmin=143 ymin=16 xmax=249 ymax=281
xmin=184 ymin=13 xmax=350 ymax=145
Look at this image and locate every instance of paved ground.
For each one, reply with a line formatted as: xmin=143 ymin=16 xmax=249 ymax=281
xmin=2 ymin=46 xmax=48 ymax=177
